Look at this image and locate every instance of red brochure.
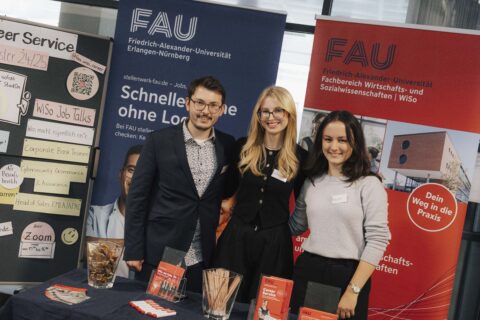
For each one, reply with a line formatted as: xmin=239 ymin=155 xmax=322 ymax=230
xmin=298 ymin=307 xmax=338 ymax=320
xmin=254 ymin=275 xmax=293 ymax=320
xmin=147 ymin=261 xmax=185 ymax=301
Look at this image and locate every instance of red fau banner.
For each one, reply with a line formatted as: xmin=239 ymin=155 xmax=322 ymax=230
xmin=299 ymin=16 xmax=480 ymax=319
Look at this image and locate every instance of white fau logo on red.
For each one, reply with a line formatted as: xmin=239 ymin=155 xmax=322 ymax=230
xmin=130 ymin=8 xmax=198 ymax=41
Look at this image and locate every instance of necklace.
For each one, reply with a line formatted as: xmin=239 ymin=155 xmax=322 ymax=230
xmin=263 ymin=143 xmax=281 ymax=151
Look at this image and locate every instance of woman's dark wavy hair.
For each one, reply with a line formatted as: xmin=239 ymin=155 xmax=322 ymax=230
xmin=304 ymin=110 xmax=373 ymax=182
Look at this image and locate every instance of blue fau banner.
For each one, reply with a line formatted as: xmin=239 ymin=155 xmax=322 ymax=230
xmin=91 ymin=0 xmax=286 ymax=205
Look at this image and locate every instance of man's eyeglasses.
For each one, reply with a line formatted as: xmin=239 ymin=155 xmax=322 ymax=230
xmin=189 ymin=98 xmax=223 ymax=113
xmin=258 ymin=108 xmax=286 ymax=120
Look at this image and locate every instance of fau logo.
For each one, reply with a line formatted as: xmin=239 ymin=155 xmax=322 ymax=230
xmin=325 ymin=38 xmax=396 ymax=70
xmin=130 ymin=8 xmax=197 ymax=41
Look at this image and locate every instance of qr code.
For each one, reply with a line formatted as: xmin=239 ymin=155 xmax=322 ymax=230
xmin=71 ymin=71 xmax=94 ymax=96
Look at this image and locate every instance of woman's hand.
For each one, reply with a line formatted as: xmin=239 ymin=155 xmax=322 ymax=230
xmin=219 ymin=197 xmax=235 ymax=224
xmin=337 ymin=290 xmax=358 ymax=319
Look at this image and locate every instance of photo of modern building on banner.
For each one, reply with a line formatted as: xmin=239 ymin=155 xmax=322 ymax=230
xmin=387 ymin=131 xmax=471 ymax=202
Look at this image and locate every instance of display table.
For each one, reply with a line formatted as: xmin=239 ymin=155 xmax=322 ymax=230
xmin=0 ymin=268 xmax=250 ymax=320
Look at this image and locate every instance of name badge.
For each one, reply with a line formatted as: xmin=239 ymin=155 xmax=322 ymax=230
xmin=271 ymin=169 xmax=287 ymax=182
xmin=331 ymin=193 xmax=347 ymax=204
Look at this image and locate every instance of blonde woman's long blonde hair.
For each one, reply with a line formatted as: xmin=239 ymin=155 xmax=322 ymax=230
xmin=238 ymin=86 xmax=299 ymax=181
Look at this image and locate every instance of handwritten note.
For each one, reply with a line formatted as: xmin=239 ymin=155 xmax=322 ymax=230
xmin=22 ymin=138 xmax=90 ymax=163
xmin=14 ymin=193 xmax=82 ymax=216
xmin=0 ymin=221 xmax=13 ymax=237
xmin=33 ymin=99 xmax=96 ymax=127
xmin=21 ymin=221 xmax=55 ymax=242
xmin=0 ymin=68 xmax=30 ymax=125
xmin=19 ymin=242 xmax=55 ymax=259
xmin=0 ymin=43 xmax=49 ymax=70
xmin=26 ymin=119 xmax=94 ymax=145
xmin=0 ymin=185 xmax=19 ymax=205
xmin=0 ymin=164 xmax=23 ymax=189
xmin=19 ymin=221 xmax=56 ymax=259
xmin=0 ymin=130 xmax=9 ymax=152
xmin=71 ymin=52 xmax=106 ymax=74
xmin=21 ymin=160 xmax=87 ymax=195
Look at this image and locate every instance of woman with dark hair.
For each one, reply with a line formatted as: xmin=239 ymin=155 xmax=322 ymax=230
xmin=289 ymin=110 xmax=390 ymax=319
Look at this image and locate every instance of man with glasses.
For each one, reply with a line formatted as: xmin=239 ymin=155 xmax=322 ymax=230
xmin=124 ymin=76 xmax=236 ymax=292
xmin=86 ymin=144 xmax=143 ymax=278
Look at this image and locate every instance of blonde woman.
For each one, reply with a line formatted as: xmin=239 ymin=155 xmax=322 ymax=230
xmin=214 ymin=86 xmax=306 ymax=302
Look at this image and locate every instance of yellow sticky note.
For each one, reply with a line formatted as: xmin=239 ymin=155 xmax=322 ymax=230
xmin=14 ymin=193 xmax=82 ymax=216
xmin=33 ymin=178 xmax=70 ymax=194
xmin=21 ymin=160 xmax=88 ymax=195
xmin=0 ymin=185 xmax=19 ymax=205
xmin=22 ymin=138 xmax=90 ymax=163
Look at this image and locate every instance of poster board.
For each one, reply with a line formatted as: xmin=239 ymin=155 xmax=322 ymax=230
xmin=90 ymin=0 xmax=287 ymax=206
xmin=0 ymin=16 xmax=112 ymax=283
xmin=297 ymin=16 xmax=480 ymax=319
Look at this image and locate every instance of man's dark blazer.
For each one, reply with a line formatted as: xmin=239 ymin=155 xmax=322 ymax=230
xmin=124 ymin=122 xmax=235 ymax=271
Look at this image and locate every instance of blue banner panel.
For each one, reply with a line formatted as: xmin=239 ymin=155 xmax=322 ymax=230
xmin=92 ymin=0 xmax=285 ymax=205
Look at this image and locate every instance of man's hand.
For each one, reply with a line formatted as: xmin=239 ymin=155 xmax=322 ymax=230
xmin=126 ymin=260 xmax=144 ymax=272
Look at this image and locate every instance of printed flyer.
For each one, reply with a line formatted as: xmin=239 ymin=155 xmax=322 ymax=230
xmin=147 ymin=261 xmax=186 ymax=301
xmin=254 ymin=275 xmax=293 ymax=320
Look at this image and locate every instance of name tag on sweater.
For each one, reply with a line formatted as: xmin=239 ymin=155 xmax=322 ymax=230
xmin=331 ymin=193 xmax=347 ymax=204
xmin=271 ymin=169 xmax=287 ymax=182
